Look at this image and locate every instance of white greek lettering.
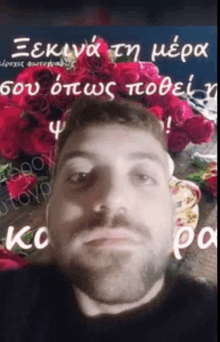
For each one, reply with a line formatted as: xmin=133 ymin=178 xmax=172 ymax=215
xmin=186 ymin=74 xmax=195 ymax=96
xmin=180 ymin=44 xmax=193 ymax=63
xmin=83 ymin=83 xmax=105 ymax=96
xmin=159 ymin=76 xmax=172 ymax=95
xmin=0 ymin=81 xmax=14 ymax=95
xmin=31 ymin=42 xmax=45 ymax=58
xmin=151 ymin=44 xmax=167 ymax=62
xmin=125 ymin=44 xmax=140 ymax=62
xmin=11 ymin=38 xmax=30 ymax=58
xmin=71 ymin=44 xmax=86 ymax=58
xmin=110 ymin=44 xmax=126 ymax=58
xmin=173 ymin=226 xmax=194 ymax=260
xmin=172 ymin=81 xmax=184 ymax=96
xmin=24 ymin=82 xmax=40 ymax=96
xmin=46 ymin=43 xmax=62 ymax=57
xmin=49 ymin=120 xmax=66 ymax=140
xmin=34 ymin=227 xmax=49 ymax=249
xmin=197 ymin=227 xmax=217 ymax=250
xmin=50 ymin=75 xmax=62 ymax=95
xmin=6 ymin=226 xmax=32 ymax=250
xmin=145 ymin=82 xmax=157 ymax=95
xmin=194 ymin=43 xmax=209 ymax=58
xmin=167 ymin=35 xmax=180 ymax=58
xmin=86 ymin=41 xmax=101 ymax=57
xmin=105 ymin=81 xmax=116 ymax=100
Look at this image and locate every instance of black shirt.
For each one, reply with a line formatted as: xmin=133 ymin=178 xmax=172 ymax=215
xmin=0 ymin=265 xmax=217 ymax=342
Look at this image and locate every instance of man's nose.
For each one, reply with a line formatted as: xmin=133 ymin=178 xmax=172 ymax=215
xmin=92 ymin=175 xmax=129 ymax=215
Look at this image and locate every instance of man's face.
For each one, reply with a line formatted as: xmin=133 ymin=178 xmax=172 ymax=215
xmin=48 ymin=124 xmax=174 ymax=304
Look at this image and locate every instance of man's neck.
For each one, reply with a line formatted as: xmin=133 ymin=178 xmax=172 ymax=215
xmin=73 ymin=276 xmax=165 ymax=317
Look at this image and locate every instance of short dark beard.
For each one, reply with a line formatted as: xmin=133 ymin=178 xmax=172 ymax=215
xmin=53 ymin=211 xmax=170 ymax=304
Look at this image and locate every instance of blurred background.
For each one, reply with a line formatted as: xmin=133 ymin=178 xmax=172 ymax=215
xmin=0 ymin=0 xmax=217 ymax=26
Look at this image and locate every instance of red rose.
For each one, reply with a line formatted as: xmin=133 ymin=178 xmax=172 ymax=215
xmin=15 ymin=66 xmax=67 ymax=90
xmin=73 ymin=38 xmax=115 ymax=85
xmin=41 ymin=148 xmax=55 ymax=168
xmin=113 ymin=62 xmax=141 ymax=94
xmin=31 ymin=128 xmax=55 ymax=155
xmin=205 ymin=176 xmax=217 ymax=197
xmin=203 ymin=162 xmax=217 ymax=197
xmin=183 ymin=115 xmax=215 ymax=144
xmin=13 ymin=66 xmax=69 ymax=108
xmin=22 ymin=95 xmax=51 ymax=117
xmin=166 ymin=96 xmax=194 ymax=127
xmin=6 ymin=173 xmax=37 ymax=200
xmin=75 ymin=38 xmax=111 ymax=70
xmin=0 ymin=249 xmax=29 ymax=271
xmin=48 ymin=92 xmax=72 ymax=115
xmin=19 ymin=127 xmax=55 ymax=157
xmin=34 ymin=68 xmax=55 ymax=90
xmin=143 ymin=77 xmax=164 ymax=107
xmin=0 ymin=95 xmax=10 ymax=109
xmin=167 ymin=128 xmax=191 ymax=152
xmin=0 ymin=106 xmax=22 ymax=160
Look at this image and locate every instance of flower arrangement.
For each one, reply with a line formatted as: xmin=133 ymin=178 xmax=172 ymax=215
xmin=189 ymin=161 xmax=217 ymax=198
xmin=0 ymin=37 xmax=216 ymax=196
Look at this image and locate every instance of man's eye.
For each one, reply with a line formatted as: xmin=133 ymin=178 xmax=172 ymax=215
xmin=68 ymin=172 xmax=90 ymax=184
xmin=133 ymin=173 xmax=155 ymax=185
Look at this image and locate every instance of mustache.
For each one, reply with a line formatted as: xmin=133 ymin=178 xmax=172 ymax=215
xmin=72 ymin=211 xmax=151 ymax=240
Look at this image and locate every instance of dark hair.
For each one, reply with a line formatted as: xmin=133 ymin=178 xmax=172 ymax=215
xmin=55 ymin=96 xmax=167 ymax=167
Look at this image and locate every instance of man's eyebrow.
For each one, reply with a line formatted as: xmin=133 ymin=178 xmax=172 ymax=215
xmin=58 ymin=151 xmax=96 ymax=172
xmin=128 ymin=152 xmax=164 ymax=166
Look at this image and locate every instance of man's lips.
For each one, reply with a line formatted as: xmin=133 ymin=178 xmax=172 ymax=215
xmin=83 ymin=229 xmax=141 ymax=247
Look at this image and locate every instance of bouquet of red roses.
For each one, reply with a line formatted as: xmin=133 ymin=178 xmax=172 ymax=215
xmin=0 ymin=37 xmax=215 ymax=191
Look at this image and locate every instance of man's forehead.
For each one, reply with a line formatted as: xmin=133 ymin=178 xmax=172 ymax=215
xmin=56 ymin=124 xmax=169 ymax=173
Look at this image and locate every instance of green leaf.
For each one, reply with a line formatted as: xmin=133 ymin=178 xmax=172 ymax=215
xmin=23 ymin=232 xmax=33 ymax=241
xmin=191 ymin=158 xmax=207 ymax=171
xmin=115 ymin=55 xmax=132 ymax=63
xmin=188 ymin=172 xmax=205 ymax=185
xmin=14 ymin=247 xmax=22 ymax=253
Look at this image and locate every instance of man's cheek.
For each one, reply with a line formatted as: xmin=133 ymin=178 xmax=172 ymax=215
xmin=50 ymin=200 xmax=84 ymax=227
